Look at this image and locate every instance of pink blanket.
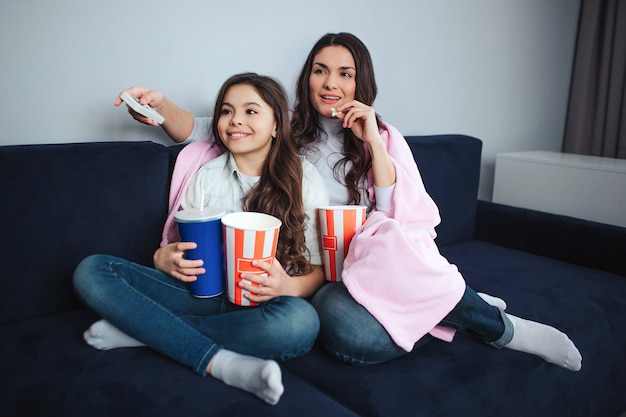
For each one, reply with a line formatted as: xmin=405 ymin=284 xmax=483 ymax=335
xmin=343 ymin=123 xmax=466 ymax=350
xmin=343 ymin=212 xmax=465 ymax=351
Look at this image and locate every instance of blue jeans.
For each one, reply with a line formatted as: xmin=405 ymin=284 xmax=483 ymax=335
xmin=310 ymin=282 xmax=513 ymax=366
xmin=73 ymin=254 xmax=320 ymax=375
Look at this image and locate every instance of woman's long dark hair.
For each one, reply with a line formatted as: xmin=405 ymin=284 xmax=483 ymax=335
xmin=291 ymin=32 xmax=381 ymax=204
xmin=212 ymin=73 xmax=312 ymax=275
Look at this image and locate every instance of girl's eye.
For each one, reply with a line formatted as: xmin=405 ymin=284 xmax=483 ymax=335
xmin=221 ymin=108 xmax=232 ymax=115
xmin=246 ymin=109 xmax=257 ymax=115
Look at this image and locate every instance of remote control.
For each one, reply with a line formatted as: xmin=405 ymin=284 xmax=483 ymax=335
xmin=120 ymin=92 xmax=165 ymax=124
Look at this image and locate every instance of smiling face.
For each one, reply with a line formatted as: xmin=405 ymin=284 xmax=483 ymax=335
xmin=217 ymin=83 xmax=277 ymax=174
xmin=308 ymin=45 xmax=357 ymax=118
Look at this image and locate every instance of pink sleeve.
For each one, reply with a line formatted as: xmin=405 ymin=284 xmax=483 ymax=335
xmin=160 ymin=141 xmax=224 ymax=247
xmin=367 ymin=123 xmax=441 ymax=235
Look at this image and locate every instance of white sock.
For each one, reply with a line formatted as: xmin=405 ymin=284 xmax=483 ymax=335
xmin=209 ymin=349 xmax=284 ymax=405
xmin=505 ymin=314 xmax=582 ymax=371
xmin=477 ymin=292 xmax=507 ymax=310
xmin=83 ymin=319 xmax=145 ymax=350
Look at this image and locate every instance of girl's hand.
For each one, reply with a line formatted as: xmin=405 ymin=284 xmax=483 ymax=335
xmin=335 ymin=100 xmax=382 ymax=147
xmin=238 ymin=259 xmax=299 ymax=303
xmin=153 ymin=242 xmax=205 ymax=282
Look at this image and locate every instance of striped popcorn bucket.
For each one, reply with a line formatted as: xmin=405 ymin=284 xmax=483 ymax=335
xmin=318 ymin=206 xmax=367 ymax=281
xmin=221 ymin=212 xmax=282 ymax=306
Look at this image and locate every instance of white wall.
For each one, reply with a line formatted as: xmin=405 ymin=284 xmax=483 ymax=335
xmin=0 ymin=0 xmax=580 ymax=200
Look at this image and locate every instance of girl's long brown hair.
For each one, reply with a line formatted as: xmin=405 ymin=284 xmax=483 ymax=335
xmin=291 ymin=32 xmax=382 ymax=204
xmin=212 ymin=73 xmax=312 ymax=276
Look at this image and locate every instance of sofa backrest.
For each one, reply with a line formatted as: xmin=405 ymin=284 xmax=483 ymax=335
xmin=405 ymin=135 xmax=482 ymax=246
xmin=0 ymin=141 xmax=173 ymax=325
xmin=0 ymin=136 xmax=481 ymax=324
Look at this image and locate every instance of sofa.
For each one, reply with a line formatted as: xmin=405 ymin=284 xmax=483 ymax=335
xmin=1 ymin=135 xmax=625 ymax=417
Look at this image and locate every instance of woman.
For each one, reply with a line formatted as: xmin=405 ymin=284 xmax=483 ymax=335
xmin=116 ymin=34 xmax=582 ymax=372
xmin=290 ymin=33 xmax=581 ymax=371
xmin=74 ymin=73 xmax=328 ymax=406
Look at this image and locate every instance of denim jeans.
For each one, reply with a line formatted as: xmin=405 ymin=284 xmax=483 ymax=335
xmin=310 ymin=282 xmax=513 ymax=366
xmin=73 ymin=254 xmax=320 ymax=375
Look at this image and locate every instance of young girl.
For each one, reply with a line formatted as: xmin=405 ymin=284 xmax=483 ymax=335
xmin=116 ymin=34 xmax=582 ymax=372
xmin=74 ymin=73 xmax=328 ymax=406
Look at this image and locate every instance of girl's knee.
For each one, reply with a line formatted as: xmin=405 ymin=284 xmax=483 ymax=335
xmin=74 ymin=254 xmax=101 ymax=288
xmin=73 ymin=254 xmax=116 ymax=299
xmin=279 ymin=297 xmax=320 ymax=335
xmin=311 ymin=282 xmax=349 ymax=316
xmin=274 ymin=297 xmax=320 ymax=345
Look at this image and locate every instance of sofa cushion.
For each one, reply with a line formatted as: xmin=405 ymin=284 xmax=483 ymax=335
xmin=0 ymin=141 xmax=171 ymax=325
xmin=405 ymin=135 xmax=482 ymax=246
xmin=0 ymin=308 xmax=361 ymax=417
xmin=283 ymin=240 xmax=626 ymax=417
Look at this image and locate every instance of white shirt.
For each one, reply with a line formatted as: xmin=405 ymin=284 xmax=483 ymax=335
xmin=182 ymin=152 xmax=328 ymax=265
xmin=188 ymin=116 xmax=393 ymax=214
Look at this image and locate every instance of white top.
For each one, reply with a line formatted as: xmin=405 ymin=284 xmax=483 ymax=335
xmin=182 ymin=151 xmax=328 ymax=265
xmin=188 ymin=116 xmax=394 ymax=214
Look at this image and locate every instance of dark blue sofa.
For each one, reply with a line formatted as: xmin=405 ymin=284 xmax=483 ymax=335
xmin=1 ymin=136 xmax=625 ymax=417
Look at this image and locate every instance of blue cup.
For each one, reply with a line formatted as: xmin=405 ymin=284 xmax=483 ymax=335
xmin=174 ymin=207 xmax=225 ymax=298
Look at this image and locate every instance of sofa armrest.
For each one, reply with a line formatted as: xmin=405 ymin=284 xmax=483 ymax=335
xmin=475 ymin=200 xmax=626 ymax=277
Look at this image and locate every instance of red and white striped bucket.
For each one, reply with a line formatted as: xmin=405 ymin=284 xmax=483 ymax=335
xmin=318 ymin=206 xmax=367 ymax=281
xmin=221 ymin=212 xmax=281 ymax=306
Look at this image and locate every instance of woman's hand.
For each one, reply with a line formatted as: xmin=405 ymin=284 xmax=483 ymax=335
xmin=336 ymin=100 xmax=396 ymax=188
xmin=336 ymin=100 xmax=382 ymax=147
xmin=115 ymin=86 xmax=165 ymax=126
xmin=153 ymin=242 xmax=205 ymax=282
